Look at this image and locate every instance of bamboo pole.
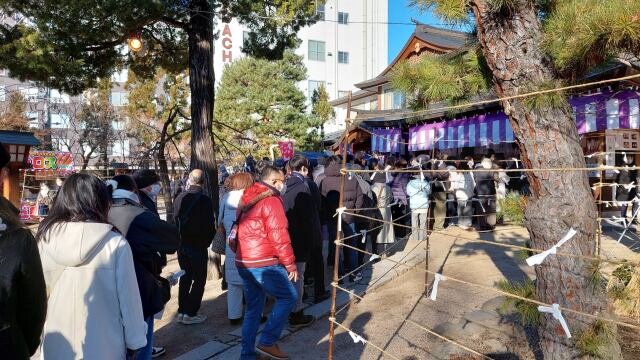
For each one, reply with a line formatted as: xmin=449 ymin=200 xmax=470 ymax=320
xmin=328 ymin=91 xmax=352 ymax=359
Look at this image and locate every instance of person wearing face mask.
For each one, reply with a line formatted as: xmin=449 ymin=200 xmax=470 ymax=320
xmin=133 ymin=170 xmax=162 ymax=216
xmin=235 ymin=165 xmax=298 ymax=360
xmin=107 ymin=175 xmax=180 ymax=360
xmin=319 ymin=156 xmax=364 ymax=282
xmin=36 ymin=182 xmax=53 ymax=216
xmin=172 ymin=169 xmax=216 ymax=325
xmin=281 ymin=155 xmax=318 ymax=327
xmin=614 ymin=153 xmax=639 ymax=222
xmin=132 ymin=170 xmax=171 ymax=358
xmin=474 ymin=157 xmax=499 ymax=231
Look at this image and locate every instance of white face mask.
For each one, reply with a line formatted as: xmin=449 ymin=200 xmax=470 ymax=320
xmin=150 ymin=183 xmax=161 ymax=196
xmin=468 ymin=161 xmax=474 ymax=168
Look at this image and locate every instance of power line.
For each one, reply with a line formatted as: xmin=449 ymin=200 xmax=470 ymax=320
xmin=183 ymin=7 xmax=463 ymax=28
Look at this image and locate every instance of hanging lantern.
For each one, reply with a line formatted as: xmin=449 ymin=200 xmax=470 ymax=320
xmin=128 ymin=30 xmax=143 ymax=52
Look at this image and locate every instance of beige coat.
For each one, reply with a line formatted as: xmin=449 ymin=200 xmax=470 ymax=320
xmin=39 ymin=222 xmax=147 ymax=359
xmin=372 ymin=183 xmax=395 ymax=244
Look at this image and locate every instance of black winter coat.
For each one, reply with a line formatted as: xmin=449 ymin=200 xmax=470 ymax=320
xmin=139 ymin=191 xmax=159 ymax=216
xmin=320 ymin=163 xmax=364 ymax=225
xmin=0 ymin=226 xmax=47 ymax=359
xmin=616 ymin=166 xmax=639 ymax=201
xmin=173 ymin=186 xmax=216 ymax=248
xmin=424 ymin=162 xmax=450 ymax=193
xmin=307 ymin=179 xmax=323 ymax=249
xmin=138 ymin=191 xmax=168 ymax=268
xmin=474 ymin=170 xmax=497 ymax=196
xmin=282 ymin=173 xmax=321 ymax=262
xmin=108 ymin=198 xmax=179 ymax=317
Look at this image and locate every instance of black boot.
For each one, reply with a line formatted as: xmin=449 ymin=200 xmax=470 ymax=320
xmin=289 ymin=311 xmax=315 ymax=328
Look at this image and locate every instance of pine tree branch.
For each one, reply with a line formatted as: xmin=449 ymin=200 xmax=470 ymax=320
xmin=160 ymin=16 xmax=188 ymax=30
xmin=212 ymin=120 xmax=244 ymax=134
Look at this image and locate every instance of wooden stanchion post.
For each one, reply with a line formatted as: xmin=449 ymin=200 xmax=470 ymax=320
xmin=328 ymin=91 xmax=352 ymax=360
xmin=425 ymin=140 xmax=436 ymax=295
xmin=597 ymin=166 xmax=604 ymax=256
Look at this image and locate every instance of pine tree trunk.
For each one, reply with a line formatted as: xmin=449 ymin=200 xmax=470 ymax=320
xmin=187 ymin=0 xmax=219 ymax=220
xmin=469 ymin=1 xmax=621 ymax=358
xmin=158 ymin=138 xmax=174 ymax=223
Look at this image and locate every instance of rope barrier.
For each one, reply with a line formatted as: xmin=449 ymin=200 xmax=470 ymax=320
xmin=328 ymin=318 xmax=402 ymax=360
xmin=332 ymin=284 xmax=495 ymax=360
xmin=340 ymin=210 xmax=640 ymax=269
xmin=352 ymin=73 xmax=640 ymax=121
xmin=336 ymin=241 xmax=640 ymax=331
xmin=344 ymin=165 xmax=640 ymax=174
xmin=328 ymin=75 xmax=640 ymax=359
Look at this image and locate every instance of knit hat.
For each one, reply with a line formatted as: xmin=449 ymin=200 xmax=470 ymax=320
xmin=132 ymin=169 xmax=160 ymax=189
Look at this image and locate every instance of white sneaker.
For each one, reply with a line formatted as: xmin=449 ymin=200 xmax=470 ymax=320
xmin=151 ymin=346 xmax=166 ymax=358
xmin=176 ymin=313 xmax=185 ymax=323
xmin=181 ymin=314 xmax=207 ymax=325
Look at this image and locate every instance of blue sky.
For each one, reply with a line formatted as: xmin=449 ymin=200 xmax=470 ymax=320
xmin=388 ymin=0 xmax=465 ymax=64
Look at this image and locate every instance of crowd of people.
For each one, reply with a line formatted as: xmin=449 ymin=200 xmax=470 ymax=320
xmin=0 ymin=140 xmax=530 ymax=360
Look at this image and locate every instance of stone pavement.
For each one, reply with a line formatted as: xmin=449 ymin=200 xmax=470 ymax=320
xmin=30 ymin=221 xmax=640 ymax=359
xmin=260 ymin=225 xmax=640 ymax=360
xmin=160 ymin=235 xmax=427 ymax=359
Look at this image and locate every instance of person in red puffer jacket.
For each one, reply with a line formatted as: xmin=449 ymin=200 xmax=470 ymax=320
xmin=235 ymin=165 xmax=298 ymax=360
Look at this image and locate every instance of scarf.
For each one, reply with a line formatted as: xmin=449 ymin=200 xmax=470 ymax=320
xmin=112 ymin=189 xmax=140 ymax=205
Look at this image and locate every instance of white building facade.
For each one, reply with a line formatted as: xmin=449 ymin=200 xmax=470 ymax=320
xmin=213 ymin=0 xmax=388 ymax=109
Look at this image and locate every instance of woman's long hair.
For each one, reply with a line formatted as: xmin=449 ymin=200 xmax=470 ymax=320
xmin=36 ymin=173 xmax=111 ymax=242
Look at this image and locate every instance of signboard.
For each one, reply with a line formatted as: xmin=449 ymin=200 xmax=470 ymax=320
xmin=278 ymin=141 xmax=294 ymax=161
xmin=28 ymin=150 xmax=75 ymax=172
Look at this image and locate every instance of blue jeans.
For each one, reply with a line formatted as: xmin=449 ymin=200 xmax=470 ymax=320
xmin=327 ymin=222 xmax=357 ymax=277
xmin=136 ymin=316 xmax=154 ymax=360
xmin=238 ymin=265 xmax=297 ymax=360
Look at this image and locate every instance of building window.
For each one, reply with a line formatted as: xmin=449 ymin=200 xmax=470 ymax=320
xmin=112 ymin=139 xmax=130 ymax=157
xmin=338 ymin=51 xmax=349 ymax=64
xmin=308 ymin=80 xmax=325 ymax=99
xmin=25 ymin=111 xmax=39 ymax=128
xmin=308 ymin=40 xmax=325 ymax=62
xmin=112 ymin=118 xmax=126 ymax=131
xmin=51 ymin=113 xmax=70 ymax=129
xmin=19 ymin=87 xmax=39 ymax=103
xmin=243 ymin=31 xmax=251 ymax=44
xmin=50 ymin=89 xmax=70 ymax=104
xmin=338 ymin=90 xmax=349 ymax=99
xmin=0 ymin=86 xmax=5 ymax=102
xmin=8 ymin=144 xmax=26 ymax=162
xmin=110 ymin=69 xmax=128 ymax=84
xmin=383 ymin=90 xmax=405 ymax=110
xmin=338 ymin=12 xmax=349 ymax=25
xmin=110 ymin=91 xmax=129 ymax=106
xmin=393 ymin=92 xmax=406 ymax=109
xmin=52 ymin=138 xmax=71 ymax=152
xmin=316 ymin=4 xmax=325 ymax=21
